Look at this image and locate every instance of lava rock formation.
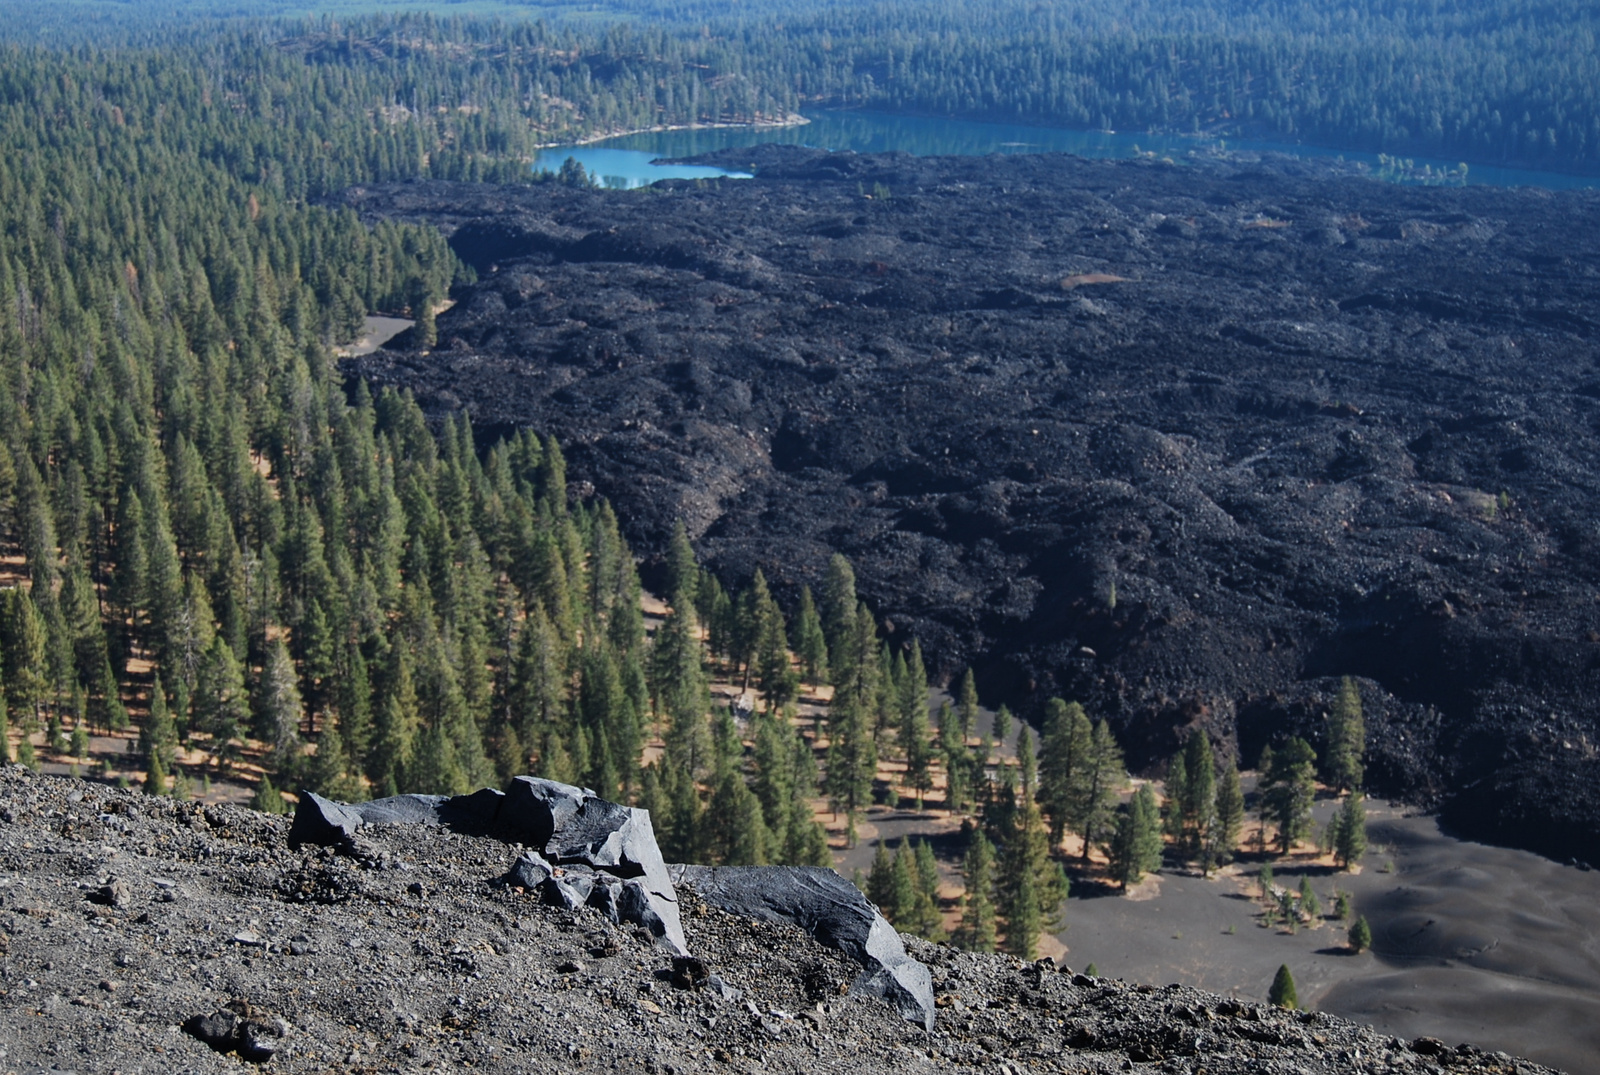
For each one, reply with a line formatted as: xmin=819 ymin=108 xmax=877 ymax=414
xmin=342 ymin=146 xmax=1600 ymax=863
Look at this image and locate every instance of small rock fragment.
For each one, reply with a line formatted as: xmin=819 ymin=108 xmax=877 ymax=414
xmin=671 ymin=955 xmax=709 ymax=990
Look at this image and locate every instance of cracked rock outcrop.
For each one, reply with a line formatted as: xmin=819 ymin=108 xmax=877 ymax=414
xmin=671 ymin=864 xmax=937 ymax=1030
xmin=290 ymin=776 xmax=688 ymax=955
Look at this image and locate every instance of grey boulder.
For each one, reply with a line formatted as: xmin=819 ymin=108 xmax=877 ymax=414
xmin=292 ymin=777 xmax=686 ymax=955
xmin=669 ymin=864 xmax=935 ymax=1030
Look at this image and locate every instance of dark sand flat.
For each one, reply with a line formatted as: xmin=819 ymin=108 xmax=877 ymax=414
xmin=1062 ymin=805 xmax=1600 ymax=1075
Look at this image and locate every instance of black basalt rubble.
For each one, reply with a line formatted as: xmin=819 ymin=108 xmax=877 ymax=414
xmin=671 ymin=863 xmax=937 ymax=1030
xmin=343 ymin=148 xmax=1600 ymax=865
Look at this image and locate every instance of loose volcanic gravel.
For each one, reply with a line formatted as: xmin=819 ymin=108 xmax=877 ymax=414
xmin=0 ymin=767 xmax=1563 ymax=1074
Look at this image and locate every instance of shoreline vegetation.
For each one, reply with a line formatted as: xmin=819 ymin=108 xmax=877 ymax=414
xmin=532 ymin=111 xmax=810 ymax=151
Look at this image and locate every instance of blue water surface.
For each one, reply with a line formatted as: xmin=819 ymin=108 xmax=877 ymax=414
xmin=533 ymin=110 xmax=1599 ymax=191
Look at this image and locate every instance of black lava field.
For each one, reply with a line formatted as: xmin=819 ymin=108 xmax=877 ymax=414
xmin=343 ymin=146 xmax=1600 ymax=866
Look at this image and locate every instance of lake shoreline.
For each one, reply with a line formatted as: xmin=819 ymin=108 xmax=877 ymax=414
xmin=532 ymin=111 xmax=809 ymax=152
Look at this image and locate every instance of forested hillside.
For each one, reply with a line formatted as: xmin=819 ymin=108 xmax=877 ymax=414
xmin=5 ymin=0 xmax=1599 ymax=173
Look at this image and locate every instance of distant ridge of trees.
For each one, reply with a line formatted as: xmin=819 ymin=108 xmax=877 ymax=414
xmin=4 ymin=0 xmax=1599 ymax=174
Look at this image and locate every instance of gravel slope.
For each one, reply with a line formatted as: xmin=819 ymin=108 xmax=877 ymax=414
xmin=0 ymin=767 xmax=1561 ymax=1074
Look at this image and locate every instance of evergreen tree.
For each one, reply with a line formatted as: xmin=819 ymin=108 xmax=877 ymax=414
xmin=749 ymin=570 xmax=798 ymax=711
xmin=143 ymin=675 xmax=179 ymax=772
xmin=1181 ymin=732 xmax=1218 ymax=866
xmin=999 ymin=729 xmax=1067 ymax=955
xmin=1076 ymin=719 xmax=1126 ymax=862
xmin=794 ymin=585 xmax=828 ymax=688
xmin=824 ymin=603 xmax=878 ymax=843
xmin=889 ymin=841 xmax=919 ymax=929
xmin=16 ymin=729 xmax=37 ymax=771
xmin=707 ymin=769 xmax=771 ymax=866
xmin=820 ymin=554 xmax=858 ymax=660
xmin=1268 ymin=965 xmax=1299 ymax=1009
xmin=992 ymin=704 xmax=1012 ymax=746
xmin=1261 ymin=737 xmax=1318 ymax=854
xmin=956 ymin=829 xmax=998 ymax=952
xmin=1349 ymin=916 xmax=1373 ymax=953
xmin=1039 ymin=698 xmax=1091 ymax=847
xmin=912 ymin=839 xmax=947 ymax=941
xmin=655 ymin=589 xmax=711 ymax=777
xmin=1325 ymin=676 xmax=1366 ymax=793
xmin=255 ymin=637 xmax=304 ymax=774
xmin=1163 ymin=748 xmax=1189 ymax=843
xmin=370 ymin=645 xmax=419 ymax=794
xmin=939 ymin=702 xmax=970 ymax=814
xmin=899 ymin=641 xmax=933 ymax=808
xmin=69 ymin=715 xmax=90 ymax=761
xmin=1298 ymin=875 xmax=1320 ymax=919
xmin=0 ymin=589 xmax=48 ymax=727
xmin=866 ymin=839 xmax=896 ymax=912
xmin=955 ymin=668 xmax=979 ymax=745
xmin=252 ymin=775 xmax=288 ymax=815
xmin=195 ymin=637 xmax=248 ymax=769
xmin=1107 ymin=783 xmax=1164 ymax=890
xmin=1213 ymin=756 xmax=1245 ymax=866
xmin=1333 ymin=792 xmax=1369 ymax=869
xmin=145 ymin=750 xmax=167 ymax=797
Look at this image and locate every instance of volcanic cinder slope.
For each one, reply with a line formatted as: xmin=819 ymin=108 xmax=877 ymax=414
xmin=343 ymin=146 xmax=1600 ymax=864
xmin=0 ymin=767 xmax=1565 ymax=1074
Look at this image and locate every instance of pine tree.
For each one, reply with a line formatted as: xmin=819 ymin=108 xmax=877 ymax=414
xmin=1333 ymin=792 xmax=1368 ymax=869
xmin=820 ymin=554 xmax=858 ymax=660
xmin=655 ymin=588 xmax=711 ymax=777
xmin=939 ymin=702 xmax=970 ymax=814
xmin=1348 ymin=916 xmax=1373 ymax=953
xmin=144 ymin=674 xmax=178 ymax=772
xmin=1107 ymin=783 xmax=1164 ymax=889
xmin=1213 ymin=756 xmax=1245 ymax=866
xmin=1269 ymin=964 xmax=1299 ymax=1009
xmin=899 ymin=641 xmax=933 ymax=808
xmin=912 ymin=839 xmax=947 ymax=941
xmin=794 ymin=585 xmax=828 ymax=688
xmin=1039 ymin=698 xmax=1091 ymax=847
xmin=255 ymin=637 xmax=305 ymax=775
xmin=888 ymin=842 xmax=919 ymax=930
xmin=998 ymin=729 xmax=1067 ymax=955
xmin=824 ymin=603 xmax=878 ymax=843
xmin=252 ymin=775 xmax=287 ymax=815
xmin=0 ymin=588 xmax=49 ymax=727
xmin=955 ymin=668 xmax=979 ymax=745
xmin=1325 ymin=677 xmax=1365 ymax=792
xmin=1261 ymin=737 xmax=1318 ymax=854
xmin=16 ymin=730 xmax=37 ymax=771
xmin=1077 ymin=719 xmax=1126 ymax=862
xmin=749 ymin=570 xmax=798 ymax=710
xmin=866 ymin=839 xmax=896 ymax=911
xmin=195 ymin=637 xmax=248 ymax=769
xmin=145 ymin=749 xmax=167 ymax=796
xmin=1163 ymin=748 xmax=1188 ymax=843
xmin=707 ymin=769 xmax=771 ymax=866
xmin=1299 ymin=875 xmax=1320 ymax=919
xmin=69 ymin=715 xmax=90 ymax=761
xmin=956 ymin=829 xmax=998 ymax=952
xmin=1181 ymin=732 xmax=1218 ymax=866
xmin=370 ymin=645 xmax=419 ymax=794
xmin=992 ymin=704 xmax=1012 ymax=745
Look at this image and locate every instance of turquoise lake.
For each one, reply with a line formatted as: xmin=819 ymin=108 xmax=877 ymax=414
xmin=533 ymin=110 xmax=1599 ymax=192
